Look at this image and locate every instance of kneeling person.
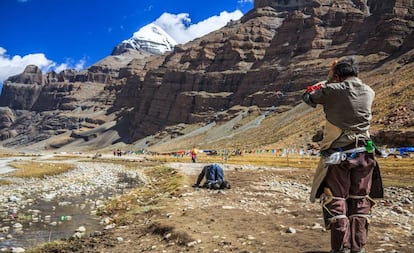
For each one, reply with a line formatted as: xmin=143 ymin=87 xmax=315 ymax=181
xmin=193 ymin=163 xmax=230 ymax=189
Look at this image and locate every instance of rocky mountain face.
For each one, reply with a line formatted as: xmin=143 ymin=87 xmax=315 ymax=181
xmin=0 ymin=0 xmax=413 ymax=152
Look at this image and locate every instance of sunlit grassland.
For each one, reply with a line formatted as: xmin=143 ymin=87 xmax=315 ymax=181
xmin=377 ymin=157 xmax=414 ymax=188
xmin=7 ymin=161 xmax=76 ymax=178
xmin=148 ymin=153 xmax=414 ymax=188
xmin=150 ymin=152 xmax=321 ymax=168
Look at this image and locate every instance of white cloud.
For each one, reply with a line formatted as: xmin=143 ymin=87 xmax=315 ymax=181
xmin=154 ymin=10 xmax=243 ymax=44
xmin=238 ymin=0 xmax=253 ymax=3
xmin=74 ymin=59 xmax=86 ymax=70
xmin=0 ymin=47 xmax=85 ymax=84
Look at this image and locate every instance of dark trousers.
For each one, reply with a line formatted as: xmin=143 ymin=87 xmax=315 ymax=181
xmin=324 ymin=152 xmax=376 ymax=251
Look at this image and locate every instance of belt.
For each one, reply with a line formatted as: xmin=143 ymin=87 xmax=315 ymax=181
xmin=323 ymin=147 xmax=368 ymax=165
xmin=322 ymin=140 xmax=367 ymax=156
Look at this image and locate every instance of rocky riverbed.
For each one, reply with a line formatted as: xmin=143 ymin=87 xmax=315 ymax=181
xmin=0 ymin=160 xmax=146 ymax=252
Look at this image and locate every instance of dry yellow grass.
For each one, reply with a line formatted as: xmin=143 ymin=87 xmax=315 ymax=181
xmin=368 ymin=61 xmax=414 ymax=131
xmin=148 ymin=152 xmax=414 ymax=188
xmin=8 ymin=161 xmax=75 ymax=178
xmin=150 ymin=152 xmax=320 ymax=168
xmin=0 ymin=179 xmax=12 ymax=185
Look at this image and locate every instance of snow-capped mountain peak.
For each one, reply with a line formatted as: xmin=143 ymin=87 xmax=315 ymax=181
xmin=112 ymin=23 xmax=177 ymax=55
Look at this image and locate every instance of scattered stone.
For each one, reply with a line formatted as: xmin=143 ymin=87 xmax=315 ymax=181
xmin=8 ymin=196 xmax=19 ymax=202
xmin=72 ymin=232 xmax=84 ymax=239
xmin=76 ymin=226 xmax=86 ymax=233
xmin=11 ymin=247 xmax=25 ymax=253
xmin=186 ymin=241 xmax=197 ymax=247
xmin=1 ymin=226 xmax=9 ymax=233
xmin=311 ymin=223 xmax=323 ymax=230
xmin=101 ymin=217 xmax=112 ymax=224
xmin=286 ymin=227 xmax=296 ymax=234
xmin=105 ymin=223 xmax=116 ymax=230
xmin=12 ymin=223 xmax=23 ymax=231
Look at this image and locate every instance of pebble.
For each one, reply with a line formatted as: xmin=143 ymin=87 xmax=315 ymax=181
xmin=247 ymin=235 xmax=256 ymax=240
xmin=76 ymin=226 xmax=86 ymax=233
xmin=11 ymin=248 xmax=25 ymax=253
xmin=105 ymin=223 xmax=116 ymax=230
xmin=186 ymin=241 xmax=197 ymax=247
xmin=286 ymin=227 xmax=296 ymax=234
xmin=311 ymin=223 xmax=323 ymax=230
xmin=72 ymin=232 xmax=84 ymax=239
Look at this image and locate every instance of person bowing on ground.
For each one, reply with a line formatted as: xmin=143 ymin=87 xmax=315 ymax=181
xmin=192 ymin=163 xmax=231 ymax=189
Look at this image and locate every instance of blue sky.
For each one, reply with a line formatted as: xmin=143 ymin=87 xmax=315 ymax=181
xmin=0 ymin=0 xmax=254 ymax=83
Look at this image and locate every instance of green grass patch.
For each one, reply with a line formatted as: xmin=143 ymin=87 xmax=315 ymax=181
xmin=101 ymin=165 xmax=184 ymax=225
xmin=26 ymin=240 xmax=69 ymax=253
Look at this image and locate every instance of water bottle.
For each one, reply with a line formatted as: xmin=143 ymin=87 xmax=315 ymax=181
xmin=325 ymin=152 xmax=346 ymax=164
xmin=366 ymin=140 xmax=374 ymax=153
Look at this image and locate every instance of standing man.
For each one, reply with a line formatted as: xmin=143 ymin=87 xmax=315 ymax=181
xmin=302 ymin=56 xmax=383 ymax=253
xmin=190 ymin=146 xmax=198 ymax=163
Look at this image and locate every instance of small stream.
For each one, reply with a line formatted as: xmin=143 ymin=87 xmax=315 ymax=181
xmin=0 ymin=194 xmax=111 ymax=249
xmin=0 ymin=158 xmax=146 ymax=250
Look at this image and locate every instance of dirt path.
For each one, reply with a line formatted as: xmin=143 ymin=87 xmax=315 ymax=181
xmin=40 ymin=161 xmax=414 ymax=253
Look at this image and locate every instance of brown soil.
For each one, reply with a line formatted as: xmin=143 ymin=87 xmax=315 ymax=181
xmin=38 ymin=161 xmax=414 ymax=253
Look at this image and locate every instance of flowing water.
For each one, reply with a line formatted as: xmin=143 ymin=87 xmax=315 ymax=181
xmin=0 ymin=189 xmax=120 ymax=249
xmin=0 ymin=158 xmax=17 ymax=175
xmin=0 ymin=157 xmax=144 ymax=250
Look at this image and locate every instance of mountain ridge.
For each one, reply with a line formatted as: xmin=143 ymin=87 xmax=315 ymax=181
xmin=0 ymin=0 xmax=413 ymax=153
xmin=111 ymin=23 xmax=177 ymax=56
